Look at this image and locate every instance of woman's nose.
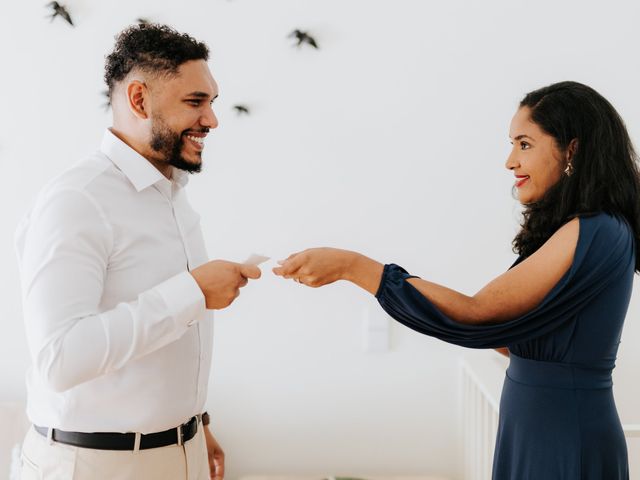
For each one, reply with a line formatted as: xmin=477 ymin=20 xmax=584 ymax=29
xmin=505 ymin=151 xmax=519 ymax=171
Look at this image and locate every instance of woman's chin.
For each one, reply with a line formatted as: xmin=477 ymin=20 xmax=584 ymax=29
xmin=519 ymin=195 xmax=541 ymax=206
xmin=515 ymin=187 xmax=542 ymax=205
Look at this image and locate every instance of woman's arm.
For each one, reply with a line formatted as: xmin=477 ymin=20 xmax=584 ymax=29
xmin=274 ymin=218 xmax=579 ymax=325
xmin=399 ymin=217 xmax=578 ymax=324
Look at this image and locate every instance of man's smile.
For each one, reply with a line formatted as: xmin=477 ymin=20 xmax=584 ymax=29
xmin=183 ymin=132 xmax=207 ymax=151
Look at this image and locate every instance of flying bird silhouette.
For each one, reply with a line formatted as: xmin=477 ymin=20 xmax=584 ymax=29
xmin=46 ymin=2 xmax=74 ymax=26
xmin=233 ymin=105 xmax=250 ymax=115
xmin=288 ymin=30 xmax=319 ymax=49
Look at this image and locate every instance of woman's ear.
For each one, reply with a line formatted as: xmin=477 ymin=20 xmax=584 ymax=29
xmin=566 ymin=138 xmax=579 ymax=162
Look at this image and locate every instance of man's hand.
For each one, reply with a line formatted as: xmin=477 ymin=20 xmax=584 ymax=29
xmin=204 ymin=425 xmax=225 ymax=480
xmin=191 ymin=260 xmax=261 ymax=309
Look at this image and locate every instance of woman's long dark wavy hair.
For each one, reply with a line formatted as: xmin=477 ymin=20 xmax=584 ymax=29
xmin=512 ymin=81 xmax=640 ymax=272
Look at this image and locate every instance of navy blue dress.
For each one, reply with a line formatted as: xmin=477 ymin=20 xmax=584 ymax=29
xmin=376 ymin=213 xmax=633 ymax=479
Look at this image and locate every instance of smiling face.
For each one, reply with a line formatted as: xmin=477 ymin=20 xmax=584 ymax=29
xmin=146 ymin=59 xmax=219 ymax=173
xmin=506 ymin=107 xmax=566 ymax=204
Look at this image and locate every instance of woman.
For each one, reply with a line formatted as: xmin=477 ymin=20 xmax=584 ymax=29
xmin=273 ymin=81 xmax=640 ymax=479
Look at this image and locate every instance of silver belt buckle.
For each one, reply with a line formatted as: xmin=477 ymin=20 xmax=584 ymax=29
xmin=176 ymin=424 xmax=183 ymax=446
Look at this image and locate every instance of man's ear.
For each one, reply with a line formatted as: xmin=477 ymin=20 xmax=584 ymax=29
xmin=566 ymin=138 xmax=579 ymax=162
xmin=126 ymin=80 xmax=149 ymax=120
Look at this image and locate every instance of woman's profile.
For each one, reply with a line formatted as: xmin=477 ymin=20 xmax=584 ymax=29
xmin=274 ymin=81 xmax=640 ymax=479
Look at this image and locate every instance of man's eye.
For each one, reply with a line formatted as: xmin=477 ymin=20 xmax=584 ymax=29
xmin=520 ymin=142 xmax=531 ymax=150
xmin=187 ymin=100 xmax=201 ymax=106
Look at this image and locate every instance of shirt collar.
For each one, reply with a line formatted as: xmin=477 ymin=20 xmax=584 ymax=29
xmin=99 ymin=129 xmax=190 ymax=192
xmin=172 ymin=167 xmax=190 ymax=189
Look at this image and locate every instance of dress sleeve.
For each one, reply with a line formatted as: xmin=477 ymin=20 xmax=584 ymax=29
xmin=375 ymin=213 xmax=635 ymax=348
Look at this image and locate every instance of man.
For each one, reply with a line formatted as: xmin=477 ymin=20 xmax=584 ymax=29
xmin=15 ymin=24 xmax=260 ymax=479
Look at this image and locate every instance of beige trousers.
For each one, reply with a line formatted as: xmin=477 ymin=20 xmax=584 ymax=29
xmin=19 ymin=423 xmax=209 ymax=480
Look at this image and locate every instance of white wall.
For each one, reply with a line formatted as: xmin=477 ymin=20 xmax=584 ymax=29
xmin=1 ymin=1 xmax=639 ymax=479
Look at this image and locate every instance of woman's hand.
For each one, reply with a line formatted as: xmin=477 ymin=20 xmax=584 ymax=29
xmin=273 ymin=248 xmax=385 ymax=294
xmin=272 ymin=247 xmax=356 ymax=287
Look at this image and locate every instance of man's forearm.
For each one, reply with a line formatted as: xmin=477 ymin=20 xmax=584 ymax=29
xmin=27 ymin=272 xmax=204 ymax=392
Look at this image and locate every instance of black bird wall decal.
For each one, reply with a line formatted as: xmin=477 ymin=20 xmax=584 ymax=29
xmin=233 ymin=105 xmax=250 ymax=115
xmin=288 ymin=30 xmax=319 ymax=49
xmin=46 ymin=2 xmax=74 ymax=26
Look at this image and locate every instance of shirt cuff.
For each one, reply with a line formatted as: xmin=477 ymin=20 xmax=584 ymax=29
xmin=155 ymin=271 xmax=206 ymax=327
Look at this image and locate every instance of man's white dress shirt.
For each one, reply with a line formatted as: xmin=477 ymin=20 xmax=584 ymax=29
xmin=15 ymin=129 xmax=212 ymax=434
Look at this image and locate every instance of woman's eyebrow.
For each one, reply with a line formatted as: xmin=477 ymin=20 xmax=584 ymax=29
xmin=510 ymin=134 xmax=536 ymax=141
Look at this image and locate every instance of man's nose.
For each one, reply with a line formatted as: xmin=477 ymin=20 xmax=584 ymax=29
xmin=201 ymin=105 xmax=218 ymax=129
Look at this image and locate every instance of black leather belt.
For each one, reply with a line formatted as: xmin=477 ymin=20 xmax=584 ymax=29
xmin=34 ymin=415 xmax=200 ymax=450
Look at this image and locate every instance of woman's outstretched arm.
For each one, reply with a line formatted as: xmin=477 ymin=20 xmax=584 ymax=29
xmin=273 ymin=218 xmax=579 ymax=325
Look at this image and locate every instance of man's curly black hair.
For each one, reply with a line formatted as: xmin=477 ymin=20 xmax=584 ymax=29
xmin=104 ymin=24 xmax=209 ymax=97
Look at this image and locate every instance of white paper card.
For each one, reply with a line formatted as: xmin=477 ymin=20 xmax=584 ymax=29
xmin=243 ymin=253 xmax=271 ymax=266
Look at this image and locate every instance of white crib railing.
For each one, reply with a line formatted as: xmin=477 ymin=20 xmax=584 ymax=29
xmin=460 ymin=355 xmax=639 ymax=480
xmin=460 ymin=359 xmax=500 ymax=480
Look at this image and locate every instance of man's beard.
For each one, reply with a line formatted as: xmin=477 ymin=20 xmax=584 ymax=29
xmin=149 ymin=115 xmax=203 ymax=174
